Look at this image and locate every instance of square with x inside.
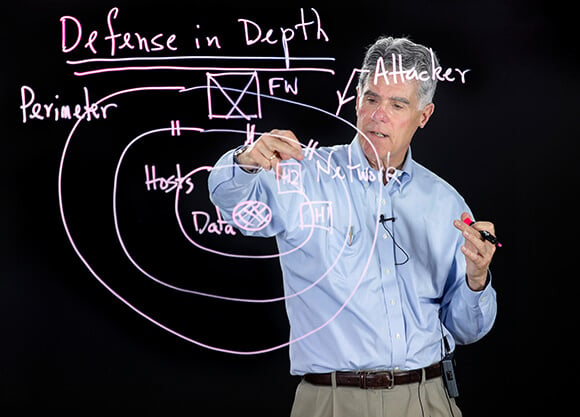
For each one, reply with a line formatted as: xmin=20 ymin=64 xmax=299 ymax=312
xmin=206 ymin=71 xmax=262 ymax=120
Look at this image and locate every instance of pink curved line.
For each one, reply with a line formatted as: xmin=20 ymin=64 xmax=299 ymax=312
xmin=60 ymin=84 xmax=385 ymax=354
xmin=111 ymin=125 xmax=354 ymax=303
xmin=174 ymin=162 xmax=314 ymax=260
xmin=112 ymin=127 xmax=355 ymax=304
xmin=171 ymin=163 xmax=352 ymax=303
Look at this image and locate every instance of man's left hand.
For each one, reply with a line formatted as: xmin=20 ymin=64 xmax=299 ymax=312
xmin=453 ymin=212 xmax=497 ymax=291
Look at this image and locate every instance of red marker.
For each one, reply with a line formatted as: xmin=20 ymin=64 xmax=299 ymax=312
xmin=463 ymin=218 xmax=502 ymax=248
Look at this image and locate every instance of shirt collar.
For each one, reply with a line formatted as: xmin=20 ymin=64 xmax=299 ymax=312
xmin=348 ymin=136 xmax=414 ymax=191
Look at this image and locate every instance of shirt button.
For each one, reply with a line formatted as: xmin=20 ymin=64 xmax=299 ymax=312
xmin=382 ymin=233 xmax=388 ymax=239
xmin=380 ymin=199 xmax=386 ymax=206
xmin=395 ymin=333 xmax=401 ymax=339
xmin=384 ymin=268 xmax=390 ymax=275
xmin=390 ymin=299 xmax=396 ymax=305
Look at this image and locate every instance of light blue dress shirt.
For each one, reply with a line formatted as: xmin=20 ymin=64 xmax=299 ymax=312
xmin=208 ymin=137 xmax=496 ymax=375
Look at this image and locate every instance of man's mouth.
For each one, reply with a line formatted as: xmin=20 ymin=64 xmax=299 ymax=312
xmin=370 ymin=131 xmax=388 ymax=138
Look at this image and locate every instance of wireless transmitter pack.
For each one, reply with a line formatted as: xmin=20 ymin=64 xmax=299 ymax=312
xmin=441 ymin=352 xmax=459 ymax=398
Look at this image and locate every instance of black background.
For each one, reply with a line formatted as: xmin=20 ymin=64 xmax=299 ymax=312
xmin=2 ymin=1 xmax=577 ymax=416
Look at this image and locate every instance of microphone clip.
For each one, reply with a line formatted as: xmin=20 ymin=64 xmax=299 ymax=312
xmin=379 ymin=215 xmax=396 ymax=224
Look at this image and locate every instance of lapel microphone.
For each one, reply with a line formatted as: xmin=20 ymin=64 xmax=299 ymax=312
xmin=379 ymin=214 xmax=396 ymax=224
xmin=378 ymin=214 xmax=409 ymax=265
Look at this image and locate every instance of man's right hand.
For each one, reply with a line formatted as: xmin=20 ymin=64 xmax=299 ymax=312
xmin=236 ymin=129 xmax=304 ymax=175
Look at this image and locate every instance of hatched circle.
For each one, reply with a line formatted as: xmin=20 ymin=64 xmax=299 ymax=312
xmin=232 ymin=200 xmax=273 ymax=232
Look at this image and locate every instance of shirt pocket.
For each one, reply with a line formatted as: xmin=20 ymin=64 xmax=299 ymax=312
xmin=325 ymin=224 xmax=362 ymax=281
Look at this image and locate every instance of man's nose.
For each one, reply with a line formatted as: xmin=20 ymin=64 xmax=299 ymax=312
xmin=371 ymin=106 xmax=388 ymax=123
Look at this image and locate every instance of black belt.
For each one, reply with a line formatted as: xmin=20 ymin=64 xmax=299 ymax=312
xmin=304 ymin=362 xmax=442 ymax=389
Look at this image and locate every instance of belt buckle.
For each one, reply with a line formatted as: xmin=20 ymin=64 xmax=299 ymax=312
xmin=360 ymin=370 xmax=394 ymax=389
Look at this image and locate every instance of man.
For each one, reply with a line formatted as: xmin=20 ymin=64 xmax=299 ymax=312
xmin=208 ymin=36 xmax=497 ymax=417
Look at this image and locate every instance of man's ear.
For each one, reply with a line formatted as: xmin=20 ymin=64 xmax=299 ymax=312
xmin=355 ymin=86 xmax=360 ymax=112
xmin=419 ymin=102 xmax=435 ymax=128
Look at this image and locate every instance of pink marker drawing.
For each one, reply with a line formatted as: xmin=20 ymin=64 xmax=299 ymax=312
xmin=59 ymin=79 xmax=387 ymax=355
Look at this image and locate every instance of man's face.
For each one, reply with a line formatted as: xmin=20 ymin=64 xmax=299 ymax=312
xmin=356 ymin=74 xmax=434 ymax=170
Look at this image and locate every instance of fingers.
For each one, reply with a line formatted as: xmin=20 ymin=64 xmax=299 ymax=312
xmin=267 ymin=130 xmax=304 ymax=160
xmin=460 ymin=226 xmax=495 ymax=266
xmin=454 ymin=213 xmax=496 ymax=240
xmin=453 ymin=213 xmax=496 ymax=257
xmin=453 ymin=212 xmax=497 ymax=288
xmin=239 ymin=129 xmax=304 ymax=173
xmin=262 ymin=130 xmax=304 ymax=177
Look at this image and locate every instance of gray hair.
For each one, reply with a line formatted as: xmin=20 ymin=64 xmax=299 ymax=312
xmin=358 ymin=36 xmax=439 ymax=109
